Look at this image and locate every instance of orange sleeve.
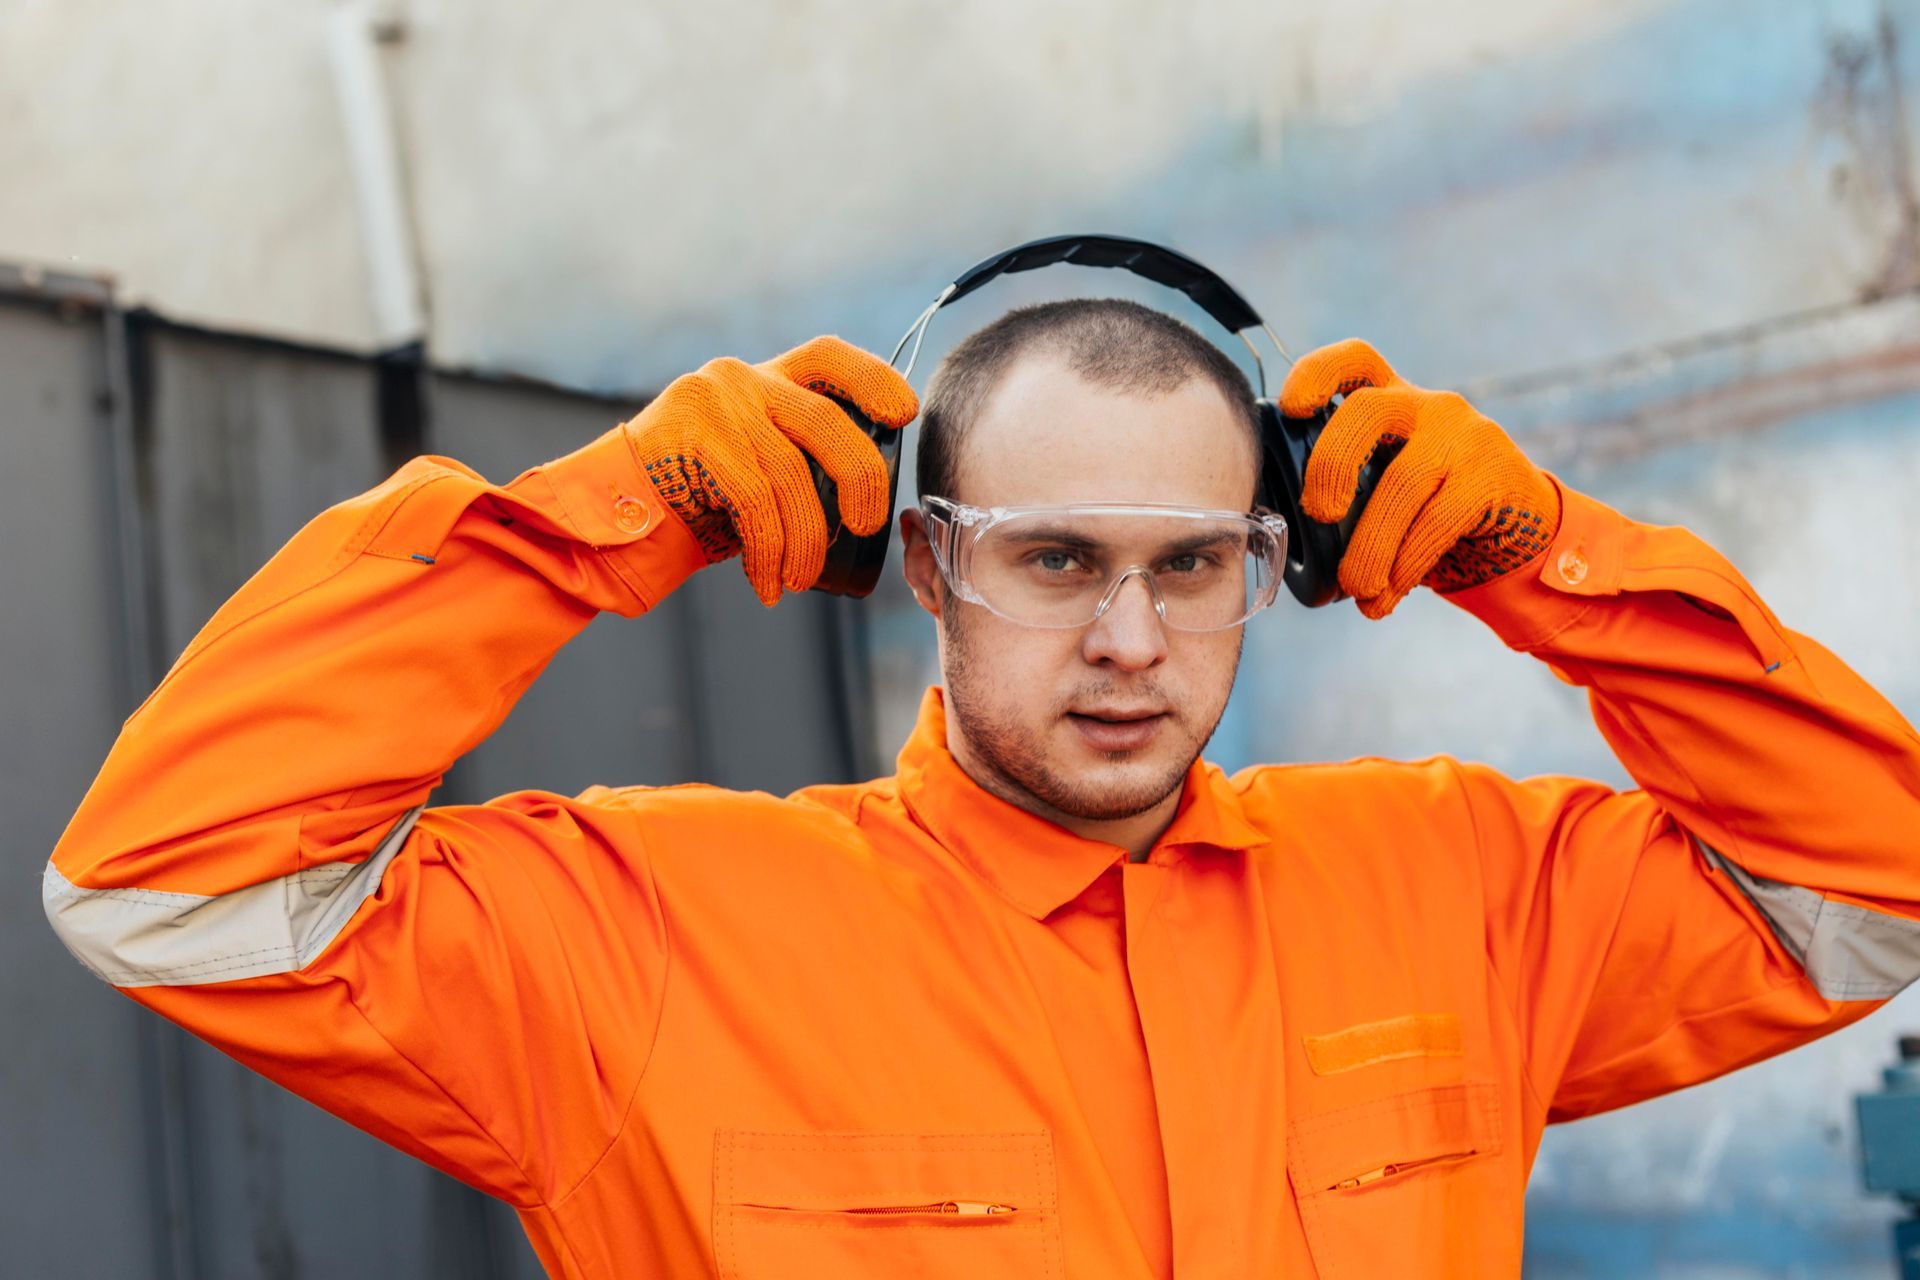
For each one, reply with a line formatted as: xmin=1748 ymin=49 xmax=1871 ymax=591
xmin=44 ymin=420 xmax=710 ymax=1203
xmin=1442 ymin=478 xmax=1920 ymax=1121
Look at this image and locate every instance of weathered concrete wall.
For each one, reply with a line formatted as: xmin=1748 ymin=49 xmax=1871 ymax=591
xmin=2 ymin=0 xmax=1911 ymax=385
xmin=0 ymin=3 xmax=371 ymax=346
xmin=0 ymin=0 xmax=1734 ymax=386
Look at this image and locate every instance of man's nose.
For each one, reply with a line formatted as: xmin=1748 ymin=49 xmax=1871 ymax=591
xmin=1081 ymin=572 xmax=1169 ymax=670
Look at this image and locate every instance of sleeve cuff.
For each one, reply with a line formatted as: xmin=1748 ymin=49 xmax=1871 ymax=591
xmin=514 ymin=419 xmax=711 ymax=614
xmin=1442 ymin=473 xmax=1792 ymax=671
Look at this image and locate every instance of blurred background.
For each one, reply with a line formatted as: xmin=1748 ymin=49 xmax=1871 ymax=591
xmin=4 ymin=0 xmax=1919 ymax=1276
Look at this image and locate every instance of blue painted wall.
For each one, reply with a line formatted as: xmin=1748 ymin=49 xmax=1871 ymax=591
xmin=851 ymin=4 xmax=1920 ymax=1275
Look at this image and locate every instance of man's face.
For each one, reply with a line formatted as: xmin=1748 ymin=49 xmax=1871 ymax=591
xmin=907 ymin=354 xmax=1258 ymax=826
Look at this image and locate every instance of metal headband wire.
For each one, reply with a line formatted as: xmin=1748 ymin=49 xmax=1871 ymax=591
xmin=889 ymin=285 xmax=955 ymax=381
xmin=887 ymin=281 xmax=1292 ymax=396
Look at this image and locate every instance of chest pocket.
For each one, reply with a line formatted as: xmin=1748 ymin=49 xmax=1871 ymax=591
xmin=1286 ymin=1082 xmax=1517 ymax=1280
xmin=713 ymin=1130 xmax=1062 ymax=1279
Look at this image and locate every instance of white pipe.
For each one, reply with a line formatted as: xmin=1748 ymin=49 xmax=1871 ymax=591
xmin=326 ymin=0 xmax=428 ymax=349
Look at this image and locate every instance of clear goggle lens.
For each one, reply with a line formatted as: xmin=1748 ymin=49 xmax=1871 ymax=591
xmin=926 ymin=499 xmax=1290 ymax=632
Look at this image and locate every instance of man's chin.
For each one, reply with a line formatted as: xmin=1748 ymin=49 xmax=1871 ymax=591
xmin=1032 ymin=750 xmax=1191 ymax=823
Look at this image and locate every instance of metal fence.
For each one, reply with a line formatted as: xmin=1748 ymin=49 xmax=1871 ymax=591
xmin=0 ymin=267 xmax=871 ymax=1279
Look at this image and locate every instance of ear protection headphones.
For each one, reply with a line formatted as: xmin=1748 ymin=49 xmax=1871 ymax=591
xmin=807 ymin=233 xmax=1402 ymax=608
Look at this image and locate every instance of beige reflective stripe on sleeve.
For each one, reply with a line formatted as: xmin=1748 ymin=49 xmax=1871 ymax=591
xmin=1696 ymin=835 xmax=1920 ymax=1000
xmin=42 ymin=806 xmax=423 ymax=989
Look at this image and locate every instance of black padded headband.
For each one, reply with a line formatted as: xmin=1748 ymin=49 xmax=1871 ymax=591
xmin=889 ymin=234 xmax=1288 ymax=394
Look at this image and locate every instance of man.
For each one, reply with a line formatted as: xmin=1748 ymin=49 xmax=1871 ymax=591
xmin=44 ymin=301 xmax=1920 ymax=1278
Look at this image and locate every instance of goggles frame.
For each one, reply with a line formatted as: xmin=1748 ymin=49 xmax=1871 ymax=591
xmin=920 ymin=495 xmax=1291 ymax=633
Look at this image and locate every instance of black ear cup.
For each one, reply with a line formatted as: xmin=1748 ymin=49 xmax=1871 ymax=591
xmin=809 ymin=395 xmax=904 ymax=599
xmin=1256 ymin=398 xmax=1406 ymax=607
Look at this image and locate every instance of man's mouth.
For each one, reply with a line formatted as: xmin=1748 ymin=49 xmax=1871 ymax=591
xmin=1065 ymin=708 xmax=1169 ymax=753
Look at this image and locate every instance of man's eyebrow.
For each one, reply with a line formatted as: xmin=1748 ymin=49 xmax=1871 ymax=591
xmin=997 ymin=524 xmax=1102 ymax=550
xmin=1157 ymin=529 xmax=1243 ymax=555
xmin=995 ymin=525 xmax=1245 ymax=555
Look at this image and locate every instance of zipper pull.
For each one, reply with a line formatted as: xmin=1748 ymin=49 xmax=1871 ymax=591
xmin=1331 ymin=1164 xmax=1395 ymax=1191
xmin=943 ymin=1201 xmax=1018 ymax=1215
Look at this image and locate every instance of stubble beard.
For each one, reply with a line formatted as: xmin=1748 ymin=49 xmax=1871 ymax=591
xmin=939 ymin=605 xmax=1241 ymax=823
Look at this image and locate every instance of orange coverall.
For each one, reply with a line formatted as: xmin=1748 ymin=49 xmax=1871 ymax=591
xmin=44 ymin=418 xmax=1920 ymax=1278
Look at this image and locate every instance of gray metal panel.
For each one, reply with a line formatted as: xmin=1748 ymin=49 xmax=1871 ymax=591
xmin=138 ymin=325 xmax=468 ymax=1279
xmin=8 ymin=313 xmax=867 ymax=1279
xmin=0 ymin=298 xmax=160 ymax=1279
xmin=676 ymin=566 xmax=867 ymax=792
xmin=143 ymin=328 xmax=390 ymax=661
xmin=429 ymin=374 xmax=704 ymax=802
xmin=430 ymin=373 xmax=861 ymax=799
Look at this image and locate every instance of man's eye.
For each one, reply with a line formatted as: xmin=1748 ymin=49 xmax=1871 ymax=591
xmin=1163 ymin=552 xmax=1218 ymax=575
xmin=1035 ymin=551 xmax=1083 ymax=573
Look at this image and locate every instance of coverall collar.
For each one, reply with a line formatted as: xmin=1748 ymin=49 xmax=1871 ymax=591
xmin=895 ymin=687 xmax=1267 ymax=920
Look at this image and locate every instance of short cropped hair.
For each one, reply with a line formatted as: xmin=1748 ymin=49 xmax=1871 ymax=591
xmin=916 ymin=298 xmax=1262 ymax=502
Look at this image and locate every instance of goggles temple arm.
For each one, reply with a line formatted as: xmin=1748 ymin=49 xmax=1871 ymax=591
xmin=918 ymin=499 xmax=971 ymax=601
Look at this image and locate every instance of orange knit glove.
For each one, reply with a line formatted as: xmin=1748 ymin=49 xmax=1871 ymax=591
xmin=630 ymin=336 xmax=918 ymax=606
xmin=1280 ymin=339 xmax=1560 ymax=620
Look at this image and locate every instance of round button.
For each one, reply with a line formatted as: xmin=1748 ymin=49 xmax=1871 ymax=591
xmin=613 ymin=495 xmax=651 ymax=534
xmin=1557 ymin=548 xmax=1589 ymax=587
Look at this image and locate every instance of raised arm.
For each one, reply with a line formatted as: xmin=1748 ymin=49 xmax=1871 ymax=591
xmin=43 ymin=337 xmax=916 ymax=1202
xmin=1444 ymin=482 xmax=1920 ymax=1117
xmin=1284 ymin=339 xmax=1920 ymax=1120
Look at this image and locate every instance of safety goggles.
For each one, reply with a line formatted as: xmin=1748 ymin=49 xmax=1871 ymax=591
xmin=921 ymin=496 xmax=1291 ymax=632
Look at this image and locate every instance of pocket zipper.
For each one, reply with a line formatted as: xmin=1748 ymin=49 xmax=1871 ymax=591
xmin=847 ymin=1201 xmax=1018 ymax=1217
xmin=1328 ymin=1150 xmax=1477 ymax=1191
xmin=743 ymin=1200 xmax=1019 ymax=1217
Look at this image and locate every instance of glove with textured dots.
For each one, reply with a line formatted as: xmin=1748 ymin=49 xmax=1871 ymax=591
xmin=1280 ymin=338 xmax=1561 ymax=620
xmin=630 ymin=336 xmax=918 ymax=606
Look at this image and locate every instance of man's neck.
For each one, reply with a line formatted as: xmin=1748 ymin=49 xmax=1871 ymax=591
xmin=944 ymin=731 xmax=1184 ymax=863
xmin=1055 ymin=795 xmax=1183 ymax=863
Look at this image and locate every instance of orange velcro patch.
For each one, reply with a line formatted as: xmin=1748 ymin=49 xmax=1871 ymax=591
xmin=1303 ymin=1013 xmax=1464 ymax=1076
